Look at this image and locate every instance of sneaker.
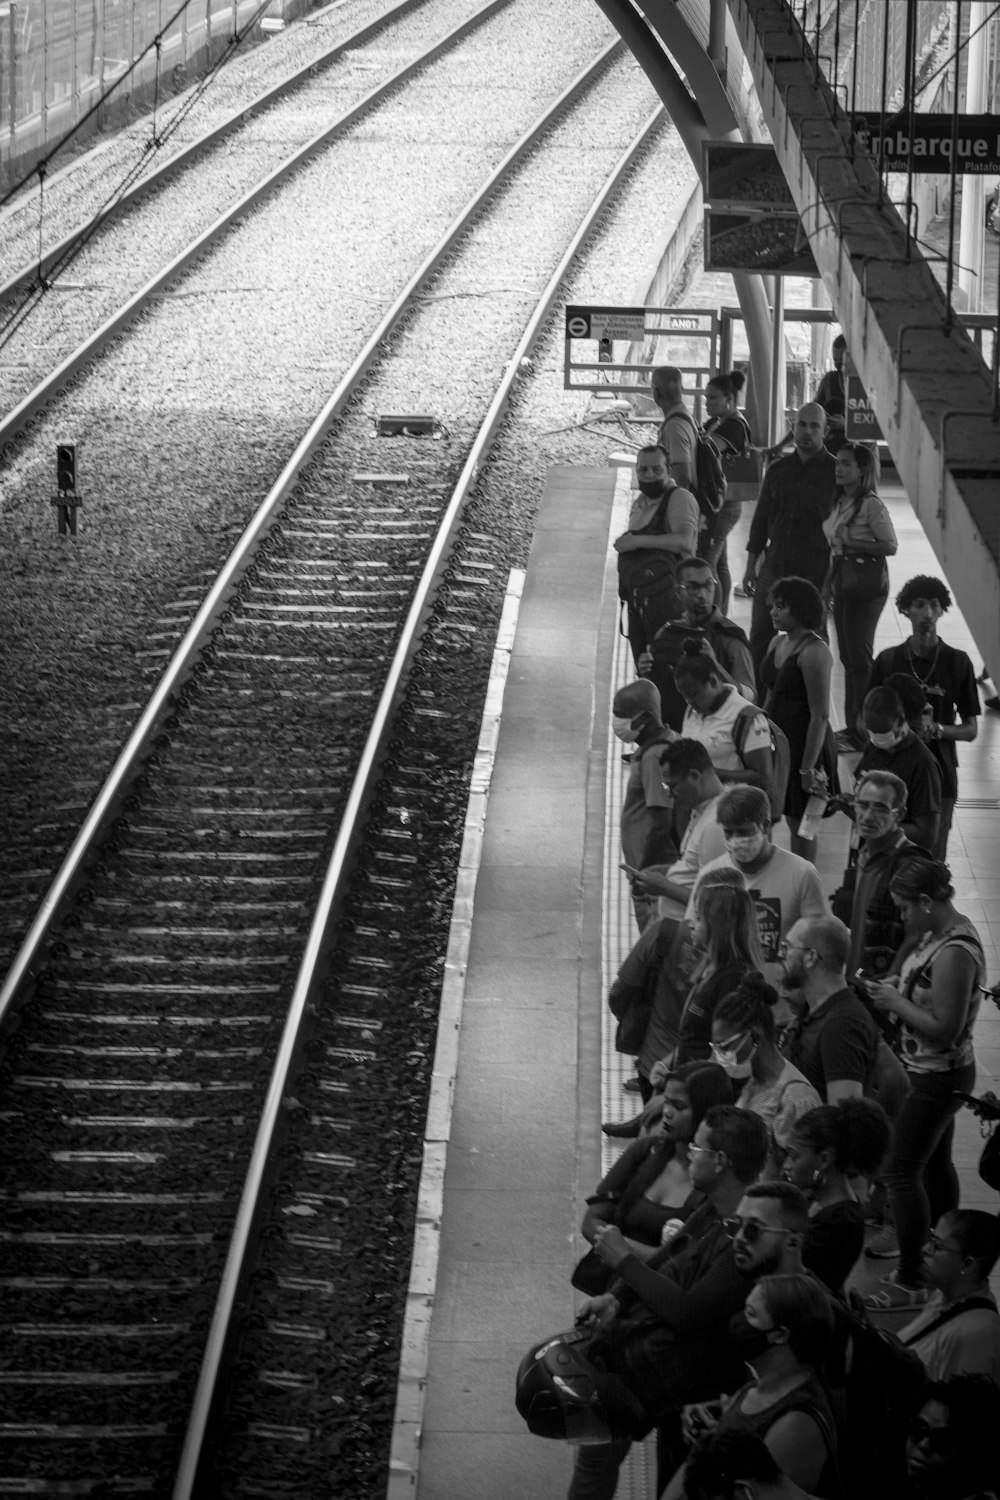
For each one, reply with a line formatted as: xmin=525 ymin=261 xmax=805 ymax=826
xmin=863 ymin=1271 xmax=932 ymax=1312
xmin=865 ymin=1224 xmax=900 ymax=1258
xmin=622 ymin=1076 xmax=643 ymax=1094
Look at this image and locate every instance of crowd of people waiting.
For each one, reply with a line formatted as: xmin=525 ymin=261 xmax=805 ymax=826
xmin=516 ymin=358 xmax=1000 ymax=1500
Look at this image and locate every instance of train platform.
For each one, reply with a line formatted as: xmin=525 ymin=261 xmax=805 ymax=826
xmin=403 ymin=461 xmax=1000 ymax=1500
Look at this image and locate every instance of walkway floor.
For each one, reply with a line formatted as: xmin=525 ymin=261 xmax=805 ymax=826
xmin=413 ymin=461 xmax=1000 ymax=1500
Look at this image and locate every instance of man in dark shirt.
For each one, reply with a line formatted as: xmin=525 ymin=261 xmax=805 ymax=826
xmin=570 ymin=1106 xmax=768 ymax=1498
xmin=837 ymin=770 xmax=927 ymax=981
xmin=852 ymin=685 xmax=942 ymax=853
xmin=780 ymin=915 xmax=880 ymax=1102
xmin=868 ymin=575 xmax=979 ymax=860
xmin=743 ymin=403 xmax=836 ymax=673
xmin=814 ymin=334 xmax=847 ymax=453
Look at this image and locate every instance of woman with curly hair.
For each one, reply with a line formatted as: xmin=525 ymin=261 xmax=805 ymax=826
xmin=783 ymin=1098 xmax=892 ymax=1292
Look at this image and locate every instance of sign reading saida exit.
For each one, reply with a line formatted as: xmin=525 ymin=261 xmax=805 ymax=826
xmin=854 ymin=114 xmax=1000 ymax=173
xmin=845 ymin=375 xmax=883 ymax=441
xmin=565 ymin=306 xmax=646 ymax=342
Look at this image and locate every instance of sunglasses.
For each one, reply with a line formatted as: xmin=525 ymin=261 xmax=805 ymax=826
xmin=722 ymin=1218 xmax=794 ymax=1245
xmin=909 ymin=1416 xmax=956 ymax=1456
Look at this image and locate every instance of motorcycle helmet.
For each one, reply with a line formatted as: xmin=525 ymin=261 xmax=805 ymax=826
xmin=515 ymin=1326 xmax=648 ymax=1445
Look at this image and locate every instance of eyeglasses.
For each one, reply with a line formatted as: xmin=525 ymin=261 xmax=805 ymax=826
xmin=778 ymin=939 xmax=815 ymax=959
xmin=688 ymin=1144 xmax=721 ymax=1160
xmin=711 ymin=1030 xmax=749 ymax=1055
xmin=909 ymin=1416 xmax=957 ymax=1456
xmin=680 ymin=581 xmax=715 ymax=594
xmin=722 ymin=1218 xmax=795 ymax=1244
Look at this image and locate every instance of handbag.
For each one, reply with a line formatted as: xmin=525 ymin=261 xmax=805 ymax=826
xmin=570 ymin=1247 xmax=613 ymax=1296
xmin=837 ymin=551 xmax=887 ymax=599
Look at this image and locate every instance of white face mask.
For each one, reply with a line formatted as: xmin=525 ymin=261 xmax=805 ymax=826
xmin=868 ymin=727 xmax=905 ymax=750
xmin=724 ymin=831 xmax=767 ymax=864
xmin=714 ymin=1049 xmax=754 ymax=1080
xmin=612 ymin=714 xmax=637 ymax=744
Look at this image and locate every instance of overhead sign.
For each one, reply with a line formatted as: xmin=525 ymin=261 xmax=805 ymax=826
xmin=564 ymin=305 xmax=646 ymax=341
xmin=853 ymin=114 xmax=1000 ymax=173
xmin=844 ymin=374 xmax=883 ymax=440
xmin=702 ymin=143 xmax=819 ymax=278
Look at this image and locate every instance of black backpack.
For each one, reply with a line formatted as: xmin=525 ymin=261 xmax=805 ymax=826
xmin=831 ymin=1292 xmax=929 ymax=1497
xmin=732 ymin=702 xmax=791 ymax=823
xmin=666 ymin=408 xmax=726 ymax=520
xmin=617 ymin=488 xmax=686 ymax=642
xmin=644 ymin=618 xmax=752 ymax=732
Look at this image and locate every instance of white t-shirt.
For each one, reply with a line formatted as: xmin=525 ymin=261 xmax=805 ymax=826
xmin=682 ymin=686 xmax=770 ymax=775
xmin=688 ymin=845 xmax=831 ymax=989
xmin=657 ymin=794 xmax=727 ymax=919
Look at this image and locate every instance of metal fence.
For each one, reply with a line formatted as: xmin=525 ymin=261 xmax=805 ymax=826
xmin=0 ymin=0 xmax=305 ymax=189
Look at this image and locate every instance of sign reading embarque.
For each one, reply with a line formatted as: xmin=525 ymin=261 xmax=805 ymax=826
xmin=854 ymin=114 xmax=1000 ymax=174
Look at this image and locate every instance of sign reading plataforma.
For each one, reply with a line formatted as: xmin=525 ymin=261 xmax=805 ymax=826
xmin=854 ymin=114 xmax=1000 ymax=174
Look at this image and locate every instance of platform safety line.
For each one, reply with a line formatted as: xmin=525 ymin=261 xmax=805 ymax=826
xmin=385 ymin=566 xmax=525 ymax=1500
xmin=600 ymin=467 xmax=659 ymax=1500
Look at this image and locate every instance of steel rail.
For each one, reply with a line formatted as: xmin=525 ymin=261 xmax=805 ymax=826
xmin=0 ymin=0 xmax=428 ymax=303
xmin=172 ymin=53 xmax=644 ymax=1500
xmin=0 ymin=32 xmax=624 ymax=1033
xmin=0 ymin=0 xmax=515 ymax=451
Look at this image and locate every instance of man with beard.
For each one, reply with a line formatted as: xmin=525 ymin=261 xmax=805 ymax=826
xmin=743 ymin=404 xmax=836 ymax=674
xmin=638 ymin=556 xmax=757 ymax=732
xmin=780 ymin=916 xmax=880 ymax=1104
xmin=867 ymin=575 xmax=980 ymax=861
xmin=615 ymin=445 xmax=700 ymax=664
xmin=564 ymin=1106 xmax=768 ymax=1500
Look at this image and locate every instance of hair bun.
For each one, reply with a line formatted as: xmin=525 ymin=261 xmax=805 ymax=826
xmin=740 ymin=971 xmax=779 ymax=1008
xmin=729 ymin=369 xmax=746 ymax=394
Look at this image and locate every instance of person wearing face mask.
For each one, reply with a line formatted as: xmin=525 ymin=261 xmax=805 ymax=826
xmin=852 ymin=686 xmax=941 ymax=853
xmin=780 ymin=916 xmax=881 ymax=1107
xmin=782 ymin=1099 xmax=891 ymax=1294
xmin=662 ymin=1273 xmax=840 ymax=1500
xmin=743 ymin=403 xmax=836 ymax=676
xmin=688 ymin=786 xmax=830 ymax=997
xmin=569 ymin=1108 xmax=769 ymax=1500
xmin=612 ymin=679 xmax=677 ymax=932
xmin=711 ymin=974 xmax=821 ymax=1181
xmin=615 ymin=443 xmax=700 ymax=665
xmin=868 ymin=576 xmax=980 ymax=862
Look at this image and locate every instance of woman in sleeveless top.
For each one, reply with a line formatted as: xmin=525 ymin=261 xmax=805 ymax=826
xmin=782 ymin=1099 xmax=891 ymax=1294
xmin=820 ymin=443 xmax=897 ymax=748
xmin=760 ymin=576 xmax=838 ymax=861
xmin=861 ymin=858 xmax=986 ymax=1311
xmin=663 ymin=1274 xmax=842 ymax=1500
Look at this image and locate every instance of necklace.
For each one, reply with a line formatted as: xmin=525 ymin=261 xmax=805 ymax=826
xmin=906 ymin=640 xmax=941 ymax=685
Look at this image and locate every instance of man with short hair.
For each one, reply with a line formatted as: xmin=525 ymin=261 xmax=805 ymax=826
xmin=781 ymin=916 xmax=881 ymax=1104
xmin=639 ymin=556 xmax=757 ymax=731
xmin=853 ymin=685 xmax=942 ymax=852
xmin=868 ymin=575 xmax=980 ymax=860
xmin=895 ymin=1209 xmax=1000 ymax=1382
xmin=652 ymin=364 xmax=696 ymax=491
xmin=814 ymin=333 xmax=847 ymax=452
xmin=615 ymin=444 xmax=700 ymax=663
xmin=725 ymin=1181 xmax=812 ymax=1281
xmin=690 ymin=786 xmax=830 ymax=992
xmin=612 ymin=679 xmax=677 ymax=931
xmin=743 ymin=403 xmax=836 ymax=672
xmin=568 ymin=1107 xmax=769 ymax=1499
xmin=625 ymin=739 xmax=728 ymax=920
xmin=833 ymin=769 xmax=927 ymax=980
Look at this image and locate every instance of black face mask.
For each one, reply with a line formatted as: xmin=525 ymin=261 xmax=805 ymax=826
xmin=637 ymin=479 xmax=667 ymax=498
xmin=728 ymin=1311 xmax=777 ymax=1363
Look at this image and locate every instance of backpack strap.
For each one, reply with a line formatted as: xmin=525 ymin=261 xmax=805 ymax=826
xmin=631 ymin=484 xmax=678 ymax=537
xmin=898 ymin=1296 xmax=998 ymax=1346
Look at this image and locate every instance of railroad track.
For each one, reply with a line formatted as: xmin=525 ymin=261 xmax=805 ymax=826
xmin=0 ymin=10 xmax=667 ymax=1489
